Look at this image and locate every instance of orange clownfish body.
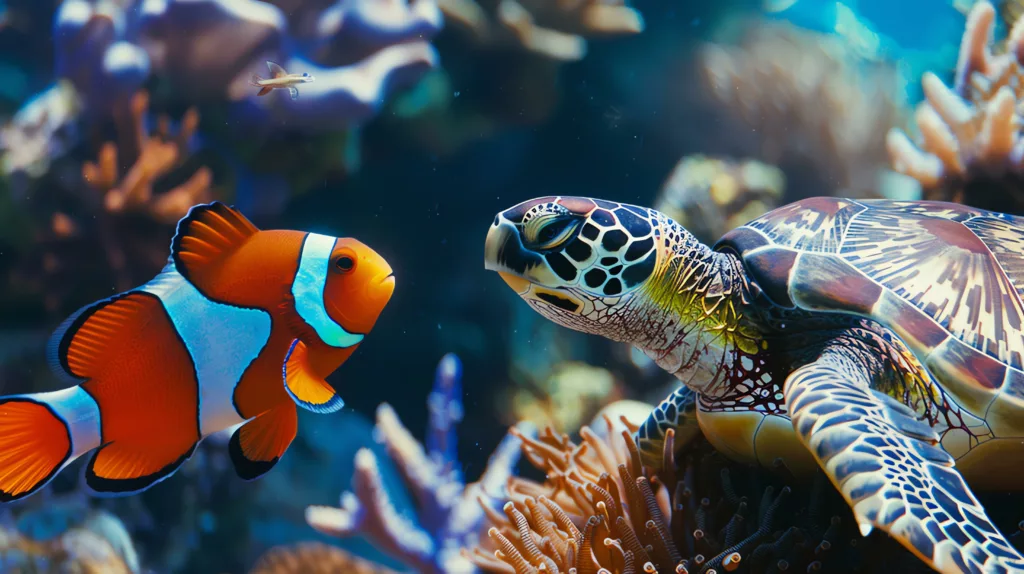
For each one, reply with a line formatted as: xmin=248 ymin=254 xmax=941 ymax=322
xmin=0 ymin=202 xmax=395 ymax=501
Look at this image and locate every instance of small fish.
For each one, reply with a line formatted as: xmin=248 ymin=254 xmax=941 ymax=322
xmin=0 ymin=202 xmax=395 ymax=501
xmin=250 ymin=61 xmax=315 ymax=100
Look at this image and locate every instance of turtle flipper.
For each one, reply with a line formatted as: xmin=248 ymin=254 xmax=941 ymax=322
xmin=784 ymin=344 xmax=1024 ymax=574
xmin=635 ymin=385 xmax=701 ymax=470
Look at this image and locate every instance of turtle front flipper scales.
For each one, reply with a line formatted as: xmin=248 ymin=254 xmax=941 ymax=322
xmin=636 ymin=385 xmax=700 ymax=468
xmin=786 ymin=335 xmax=1024 ymax=574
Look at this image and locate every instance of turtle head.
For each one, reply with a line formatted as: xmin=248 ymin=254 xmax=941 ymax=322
xmin=484 ymin=196 xmax=661 ymax=341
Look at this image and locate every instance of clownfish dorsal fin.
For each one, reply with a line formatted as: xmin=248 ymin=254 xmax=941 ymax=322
xmin=171 ymin=202 xmax=259 ymax=287
xmin=283 ymin=339 xmax=345 ymax=413
xmin=228 ymin=403 xmax=298 ymax=481
xmin=267 ymin=61 xmax=288 ymax=79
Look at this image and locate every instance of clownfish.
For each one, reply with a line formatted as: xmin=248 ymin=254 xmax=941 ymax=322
xmin=0 ymin=202 xmax=395 ymax=501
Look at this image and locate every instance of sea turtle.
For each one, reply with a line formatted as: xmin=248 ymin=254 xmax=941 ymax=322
xmin=483 ymin=195 xmax=1024 ymax=573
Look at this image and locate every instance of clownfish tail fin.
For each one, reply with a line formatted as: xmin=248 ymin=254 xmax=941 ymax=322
xmin=0 ymin=387 xmax=102 ymax=502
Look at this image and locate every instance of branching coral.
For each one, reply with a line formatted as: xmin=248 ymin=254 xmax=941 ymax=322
xmin=250 ymin=542 xmax=399 ymax=574
xmin=304 ymin=353 xmax=533 ymax=573
xmin=3 ymin=89 xmax=213 ymax=316
xmin=439 ymin=0 xmax=644 ymax=61
xmin=886 ymin=1 xmax=1024 ymax=213
xmin=83 ymin=90 xmax=212 ymax=225
xmin=655 ymin=155 xmax=785 ymax=245
xmin=467 ymin=410 xmax=923 ymax=574
xmin=700 ymin=19 xmax=908 ymax=201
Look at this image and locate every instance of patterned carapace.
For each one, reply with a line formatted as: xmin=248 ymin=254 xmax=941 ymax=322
xmin=485 ymin=195 xmax=1024 ymax=574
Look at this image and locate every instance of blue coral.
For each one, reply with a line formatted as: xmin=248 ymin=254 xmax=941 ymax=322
xmin=305 ymin=353 xmax=534 ymax=573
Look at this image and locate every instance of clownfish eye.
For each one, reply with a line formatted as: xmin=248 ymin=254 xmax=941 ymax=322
xmin=334 ymin=256 xmax=355 ymax=272
xmin=303 ymin=72 xmax=309 ymax=77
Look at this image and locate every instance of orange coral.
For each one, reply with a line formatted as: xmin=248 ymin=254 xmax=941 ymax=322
xmin=886 ymin=1 xmax=1024 ymax=213
xmin=3 ymin=89 xmax=217 ymax=317
xmin=82 ymin=90 xmax=212 ymax=225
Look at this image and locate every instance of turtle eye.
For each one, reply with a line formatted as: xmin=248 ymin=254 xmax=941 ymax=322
xmin=334 ymin=255 xmax=355 ymax=273
xmin=524 ymin=215 xmax=579 ymax=251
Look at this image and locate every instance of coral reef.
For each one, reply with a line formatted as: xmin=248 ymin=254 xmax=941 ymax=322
xmin=303 ymin=353 xmax=533 ymax=573
xmin=136 ymin=0 xmax=443 ymax=130
xmin=467 ymin=408 xmax=923 ymax=573
xmin=250 ymin=541 xmax=398 ymax=574
xmin=46 ymin=0 xmax=443 ymax=131
xmin=0 ymin=81 xmax=82 ymax=192
xmin=386 ymin=0 xmax=645 ymax=156
xmin=507 ymin=360 xmax=624 ymax=435
xmin=438 ymin=0 xmax=644 ymax=61
xmin=886 ymin=1 xmax=1024 ymax=214
xmin=82 ymin=91 xmax=211 ymax=225
xmin=5 ymin=0 xmax=446 ymax=213
xmin=0 ymin=506 xmax=141 ymax=573
xmin=53 ymin=0 xmax=150 ymax=110
xmin=2 ymin=89 xmax=212 ymax=318
xmin=700 ymin=19 xmax=910 ymax=202
xmin=654 ymin=155 xmax=785 ymax=244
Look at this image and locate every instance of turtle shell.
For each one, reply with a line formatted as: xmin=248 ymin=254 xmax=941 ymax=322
xmin=715 ymin=197 xmax=1024 ymax=423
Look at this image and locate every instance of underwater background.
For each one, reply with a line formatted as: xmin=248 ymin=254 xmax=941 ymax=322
xmin=3 ymin=0 xmax=1024 ymax=572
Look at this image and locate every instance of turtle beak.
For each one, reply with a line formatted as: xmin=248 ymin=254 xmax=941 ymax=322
xmin=485 ymin=216 xmax=563 ymax=289
xmin=498 ymin=271 xmax=531 ymax=294
xmin=484 ymin=220 xmax=515 ymax=272
xmin=485 ymin=219 xmax=537 ymax=295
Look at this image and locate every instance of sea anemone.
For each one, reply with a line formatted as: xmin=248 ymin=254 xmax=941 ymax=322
xmin=466 ymin=410 xmax=922 ymax=573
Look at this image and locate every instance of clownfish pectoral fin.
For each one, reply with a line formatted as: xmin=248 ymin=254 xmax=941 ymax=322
xmin=267 ymin=61 xmax=287 ymax=79
xmin=0 ymin=398 xmax=75 ymax=502
xmin=256 ymin=86 xmax=272 ymax=96
xmin=288 ymin=87 xmax=299 ymax=100
xmin=85 ymin=438 xmax=198 ymax=496
xmin=171 ymin=201 xmax=259 ymax=288
xmin=283 ymin=339 xmax=345 ymax=413
xmin=228 ymin=402 xmax=298 ymax=481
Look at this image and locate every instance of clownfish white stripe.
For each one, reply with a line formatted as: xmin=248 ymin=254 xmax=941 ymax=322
xmin=292 ymin=233 xmax=365 ymax=348
xmin=31 ymin=386 xmax=102 ymax=463
xmin=141 ymin=264 xmax=271 ymax=436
